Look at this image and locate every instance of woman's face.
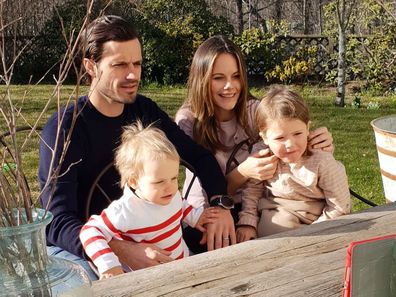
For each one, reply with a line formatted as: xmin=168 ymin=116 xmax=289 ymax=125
xmin=210 ymin=53 xmax=241 ymax=122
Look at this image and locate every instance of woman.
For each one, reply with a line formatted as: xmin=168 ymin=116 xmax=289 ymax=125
xmin=176 ymin=35 xmax=333 ymax=251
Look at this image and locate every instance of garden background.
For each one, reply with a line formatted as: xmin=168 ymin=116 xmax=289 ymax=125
xmin=2 ymin=0 xmax=396 ymax=211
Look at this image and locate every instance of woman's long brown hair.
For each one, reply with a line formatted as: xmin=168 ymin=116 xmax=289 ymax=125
xmin=182 ymin=35 xmax=254 ymax=152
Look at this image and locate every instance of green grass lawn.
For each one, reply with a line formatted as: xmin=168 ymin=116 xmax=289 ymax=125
xmin=2 ymin=83 xmax=396 ymax=212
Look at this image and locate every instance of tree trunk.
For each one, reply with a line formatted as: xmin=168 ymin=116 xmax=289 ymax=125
xmin=303 ymin=0 xmax=309 ymax=34
xmin=275 ymin=0 xmax=282 ymax=23
xmin=318 ymin=0 xmax=323 ymax=34
xmin=260 ymin=20 xmax=268 ymax=33
xmin=235 ymin=0 xmax=243 ymax=34
xmin=336 ymin=24 xmax=346 ymax=107
xmin=245 ymin=1 xmax=268 ymax=33
xmin=335 ymin=0 xmax=356 ymax=107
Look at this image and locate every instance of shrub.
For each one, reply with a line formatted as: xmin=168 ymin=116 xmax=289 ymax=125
xmin=13 ymin=0 xmax=233 ymax=85
xmin=233 ymin=27 xmax=275 ymax=79
xmin=266 ymin=45 xmax=318 ymax=83
xmin=323 ymin=0 xmax=396 ymax=91
xmin=137 ymin=0 xmax=233 ymax=84
xmin=234 ymin=23 xmax=320 ymax=84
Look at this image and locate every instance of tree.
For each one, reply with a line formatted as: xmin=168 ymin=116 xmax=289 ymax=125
xmin=134 ymin=0 xmax=233 ymax=84
xmin=375 ymin=0 xmax=396 ymax=21
xmin=358 ymin=0 xmax=396 ymax=90
xmin=335 ymin=0 xmax=357 ymax=107
xmin=234 ymin=0 xmax=244 ymax=34
xmin=274 ymin=0 xmax=283 ymax=23
xmin=303 ymin=0 xmax=309 ymax=34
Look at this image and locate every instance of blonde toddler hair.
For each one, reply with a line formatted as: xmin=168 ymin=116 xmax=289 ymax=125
xmin=114 ymin=121 xmax=180 ymax=187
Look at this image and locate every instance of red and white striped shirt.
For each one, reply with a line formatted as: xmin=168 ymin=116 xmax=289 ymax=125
xmin=80 ymin=186 xmax=203 ymax=274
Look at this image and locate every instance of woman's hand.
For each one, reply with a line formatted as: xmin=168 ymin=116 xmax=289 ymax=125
xmin=308 ymin=127 xmax=334 ymax=153
xmin=227 ymin=148 xmax=278 ymax=195
xmin=238 ymin=148 xmax=278 ymax=180
xmin=200 ymin=207 xmax=236 ymax=250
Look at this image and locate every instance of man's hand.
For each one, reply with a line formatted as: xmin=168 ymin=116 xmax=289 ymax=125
xmin=236 ymin=225 xmax=257 ymax=243
xmin=109 ymin=239 xmax=173 ymax=270
xmin=200 ymin=207 xmax=236 ymax=250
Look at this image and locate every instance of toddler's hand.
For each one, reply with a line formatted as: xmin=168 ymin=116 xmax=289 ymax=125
xmin=236 ymin=226 xmax=257 ymax=243
xmin=195 ymin=207 xmax=220 ymax=232
xmin=100 ymin=266 xmax=124 ymax=280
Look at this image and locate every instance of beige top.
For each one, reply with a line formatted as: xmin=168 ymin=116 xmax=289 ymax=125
xmin=175 ymin=100 xmax=259 ymax=207
xmin=238 ymin=149 xmax=351 ymax=228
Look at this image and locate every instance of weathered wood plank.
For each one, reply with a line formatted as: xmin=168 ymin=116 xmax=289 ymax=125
xmin=92 ymin=203 xmax=396 ymax=296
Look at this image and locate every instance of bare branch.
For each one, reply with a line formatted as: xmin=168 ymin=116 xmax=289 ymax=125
xmin=0 ymin=0 xmax=98 ymax=225
xmin=375 ymin=0 xmax=396 ymax=21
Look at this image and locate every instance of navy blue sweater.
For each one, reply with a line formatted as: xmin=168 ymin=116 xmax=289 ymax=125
xmin=39 ymin=94 xmax=227 ymax=258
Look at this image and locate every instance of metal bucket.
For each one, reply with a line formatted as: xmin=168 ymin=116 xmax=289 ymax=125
xmin=371 ymin=115 xmax=396 ymax=202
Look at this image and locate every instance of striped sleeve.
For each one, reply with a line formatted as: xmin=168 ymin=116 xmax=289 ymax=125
xmin=181 ymin=198 xmax=203 ymax=227
xmin=79 ymin=204 xmax=124 ymax=274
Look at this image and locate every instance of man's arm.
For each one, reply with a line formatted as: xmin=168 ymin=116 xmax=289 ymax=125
xmin=39 ymin=112 xmax=86 ymax=258
xmin=108 ymin=240 xmax=172 ymax=269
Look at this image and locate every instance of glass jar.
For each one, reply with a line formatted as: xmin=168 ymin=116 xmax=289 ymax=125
xmin=0 ymin=209 xmax=92 ymax=296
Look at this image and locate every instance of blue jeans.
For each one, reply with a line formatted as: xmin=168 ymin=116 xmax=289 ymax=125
xmin=47 ymin=246 xmax=99 ymax=281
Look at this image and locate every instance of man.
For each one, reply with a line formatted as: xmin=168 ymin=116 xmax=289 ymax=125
xmin=39 ymin=15 xmax=235 ymax=280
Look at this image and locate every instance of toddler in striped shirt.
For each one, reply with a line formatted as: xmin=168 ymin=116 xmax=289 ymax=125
xmin=80 ymin=122 xmax=218 ymax=279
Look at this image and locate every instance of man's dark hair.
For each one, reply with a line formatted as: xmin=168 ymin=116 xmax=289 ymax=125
xmin=82 ymin=15 xmax=139 ymax=63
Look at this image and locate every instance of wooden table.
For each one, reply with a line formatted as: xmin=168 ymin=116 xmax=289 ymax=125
xmin=92 ymin=203 xmax=396 ymax=297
